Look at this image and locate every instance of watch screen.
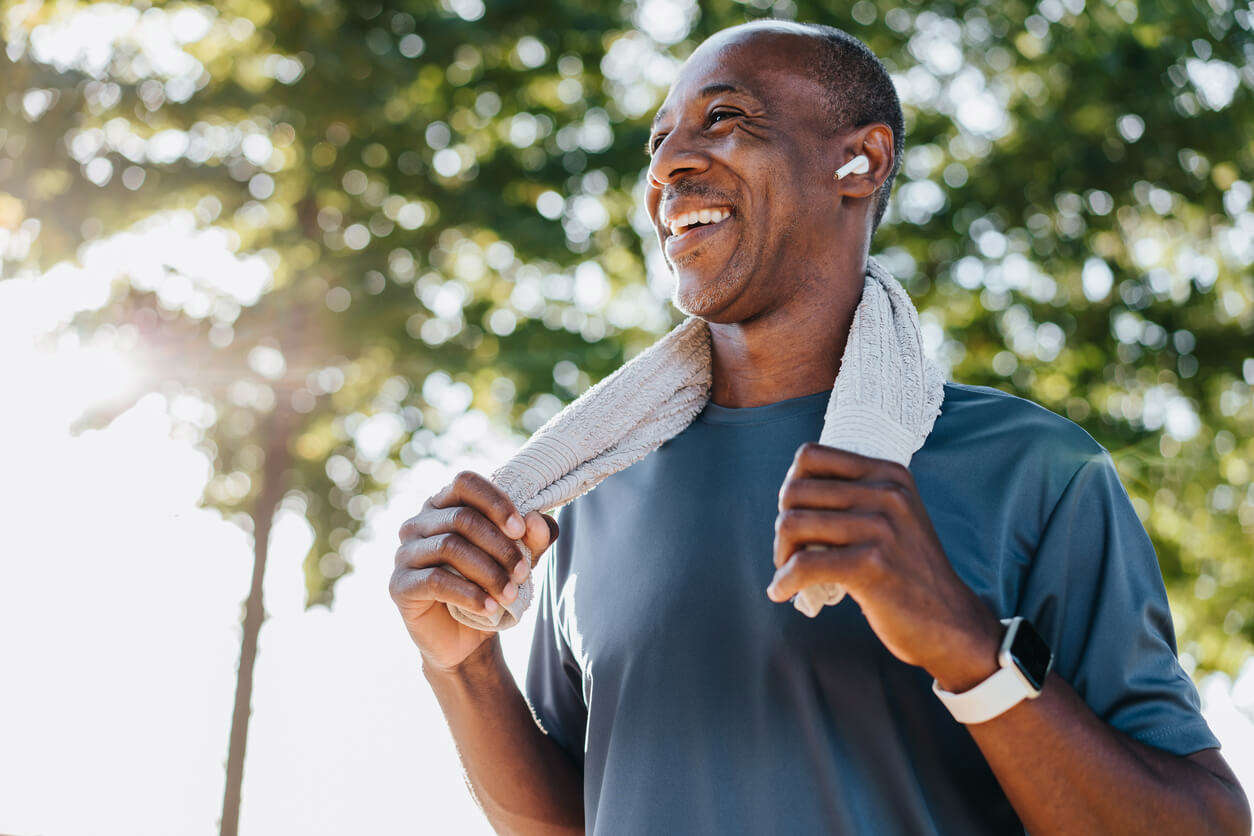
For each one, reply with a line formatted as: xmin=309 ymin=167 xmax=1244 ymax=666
xmin=1010 ymin=621 xmax=1053 ymax=691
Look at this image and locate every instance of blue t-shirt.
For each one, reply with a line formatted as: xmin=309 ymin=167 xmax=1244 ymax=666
xmin=523 ymin=382 xmax=1219 ymax=834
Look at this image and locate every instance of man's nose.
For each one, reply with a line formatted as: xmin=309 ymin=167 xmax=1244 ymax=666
xmin=646 ymin=128 xmax=711 ymax=190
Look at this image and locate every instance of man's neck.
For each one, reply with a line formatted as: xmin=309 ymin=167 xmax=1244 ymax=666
xmin=705 ymin=262 xmax=864 ymax=409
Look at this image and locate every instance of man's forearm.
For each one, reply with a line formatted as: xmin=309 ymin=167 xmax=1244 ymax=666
xmin=423 ymin=636 xmax=584 ymax=835
xmin=950 ymin=663 xmax=1250 ymax=834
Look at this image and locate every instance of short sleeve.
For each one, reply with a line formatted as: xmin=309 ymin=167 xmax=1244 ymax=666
xmin=1014 ymin=449 xmax=1220 ymax=756
xmin=523 ymin=505 xmax=588 ymax=770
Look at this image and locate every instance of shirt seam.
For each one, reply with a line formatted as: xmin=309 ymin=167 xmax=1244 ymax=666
xmin=1034 ymin=453 xmax=1102 ymax=549
xmin=1011 ymin=452 xmax=1102 ymax=618
xmin=1138 ymin=719 xmax=1211 ymax=740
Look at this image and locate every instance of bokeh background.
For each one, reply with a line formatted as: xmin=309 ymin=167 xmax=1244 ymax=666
xmin=1 ymin=0 xmax=1252 ymax=833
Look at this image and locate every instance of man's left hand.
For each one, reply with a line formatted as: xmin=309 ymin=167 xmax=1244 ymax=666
xmin=767 ymin=441 xmax=1005 ymax=692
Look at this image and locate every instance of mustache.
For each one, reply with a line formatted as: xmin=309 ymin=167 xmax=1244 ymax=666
xmin=658 ymin=180 xmax=736 ymax=216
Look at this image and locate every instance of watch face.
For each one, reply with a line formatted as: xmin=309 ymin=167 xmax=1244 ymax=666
xmin=1009 ymin=619 xmax=1053 ymax=691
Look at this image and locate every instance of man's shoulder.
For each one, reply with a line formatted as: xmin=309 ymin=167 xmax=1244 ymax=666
xmin=939 ymin=381 xmax=1105 ymax=450
xmin=932 ymin=381 xmax=1109 ymax=484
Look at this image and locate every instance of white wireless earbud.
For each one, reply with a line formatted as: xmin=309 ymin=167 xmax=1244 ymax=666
xmin=834 ymin=154 xmax=870 ymax=180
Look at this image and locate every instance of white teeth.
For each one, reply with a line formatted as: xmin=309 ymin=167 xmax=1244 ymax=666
xmin=665 ymin=207 xmax=731 ymax=236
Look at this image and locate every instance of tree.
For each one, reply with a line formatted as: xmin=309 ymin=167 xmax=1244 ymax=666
xmin=3 ymin=1 xmax=657 ymax=831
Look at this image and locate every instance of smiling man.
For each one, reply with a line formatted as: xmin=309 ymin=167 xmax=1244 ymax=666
xmin=393 ymin=19 xmax=1249 ymax=835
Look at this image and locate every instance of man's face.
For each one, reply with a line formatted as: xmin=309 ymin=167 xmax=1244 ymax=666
xmin=644 ymin=26 xmax=837 ymax=322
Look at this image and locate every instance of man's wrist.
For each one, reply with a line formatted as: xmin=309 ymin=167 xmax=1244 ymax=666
xmin=927 ymin=609 xmax=1004 ymax=693
xmin=421 ymin=636 xmax=504 ymax=683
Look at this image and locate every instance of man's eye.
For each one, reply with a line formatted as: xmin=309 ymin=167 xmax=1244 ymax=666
xmin=647 ymin=109 xmax=737 ymax=155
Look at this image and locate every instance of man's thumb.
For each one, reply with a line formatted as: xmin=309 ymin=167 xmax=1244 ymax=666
xmin=521 ymin=510 xmax=559 ymax=566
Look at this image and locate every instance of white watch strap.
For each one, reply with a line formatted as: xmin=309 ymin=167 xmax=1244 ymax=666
xmin=932 ymin=664 xmax=1032 ymax=724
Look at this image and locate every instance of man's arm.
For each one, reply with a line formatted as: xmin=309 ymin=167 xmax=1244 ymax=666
xmin=389 ymin=471 xmax=583 ymax=834
xmin=951 ymin=663 xmax=1249 ymax=834
xmin=768 ymin=442 xmax=1250 ymax=834
xmin=930 ymin=617 xmax=1248 ymax=833
xmin=424 ymin=635 xmax=584 ymax=835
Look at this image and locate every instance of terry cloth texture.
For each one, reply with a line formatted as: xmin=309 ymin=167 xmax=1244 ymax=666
xmin=446 ymin=255 xmax=946 ymax=631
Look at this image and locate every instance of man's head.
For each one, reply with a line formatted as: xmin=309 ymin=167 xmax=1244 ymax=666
xmin=644 ymin=20 xmax=904 ymax=322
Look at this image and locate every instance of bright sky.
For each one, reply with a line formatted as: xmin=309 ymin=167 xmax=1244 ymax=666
xmin=0 ymin=263 xmax=539 ymax=834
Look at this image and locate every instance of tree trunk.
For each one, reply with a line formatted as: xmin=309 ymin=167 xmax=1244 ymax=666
xmin=219 ymin=403 xmax=293 ymax=836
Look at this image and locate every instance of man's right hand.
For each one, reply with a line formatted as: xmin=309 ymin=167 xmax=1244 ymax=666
xmin=389 ymin=470 xmax=560 ymax=673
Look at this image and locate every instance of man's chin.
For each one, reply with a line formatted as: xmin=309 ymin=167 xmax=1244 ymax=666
xmin=670 ymin=264 xmax=744 ymax=321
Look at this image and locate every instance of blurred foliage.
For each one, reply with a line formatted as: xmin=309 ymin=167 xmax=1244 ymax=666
xmin=1 ymin=0 xmax=1251 ymax=674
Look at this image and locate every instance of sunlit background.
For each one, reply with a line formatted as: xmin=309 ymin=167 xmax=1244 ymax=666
xmin=1 ymin=0 xmax=1252 ymax=833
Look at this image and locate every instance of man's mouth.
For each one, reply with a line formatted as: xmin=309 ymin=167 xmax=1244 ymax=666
xmin=664 ymin=206 xmax=733 ymax=238
xmin=662 ymin=205 xmax=736 ymax=261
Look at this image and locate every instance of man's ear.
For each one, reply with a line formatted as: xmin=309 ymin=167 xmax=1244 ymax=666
xmin=832 ymin=123 xmax=894 ymax=200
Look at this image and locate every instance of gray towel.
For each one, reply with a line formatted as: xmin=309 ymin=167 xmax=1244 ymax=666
xmin=447 ymin=256 xmax=945 ymax=630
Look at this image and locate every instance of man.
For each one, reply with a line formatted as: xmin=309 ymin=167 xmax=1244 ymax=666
xmin=389 ymin=20 xmax=1250 ymax=834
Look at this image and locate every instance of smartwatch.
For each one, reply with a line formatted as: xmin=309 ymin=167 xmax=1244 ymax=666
xmin=932 ymin=617 xmax=1054 ymax=724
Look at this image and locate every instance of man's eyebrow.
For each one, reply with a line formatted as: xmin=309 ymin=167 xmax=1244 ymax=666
xmin=650 ymin=82 xmax=756 ymax=130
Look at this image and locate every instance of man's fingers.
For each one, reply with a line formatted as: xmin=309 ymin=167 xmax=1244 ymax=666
xmin=395 ymin=471 xmax=556 ymax=597
xmin=767 ymin=543 xmax=879 ymax=602
xmin=773 ymin=508 xmax=888 ymax=569
xmin=423 ymin=470 xmax=525 ymax=539
xmin=389 ymin=565 xmax=502 ymax=618
xmin=788 ymin=441 xmax=908 ymax=483
xmin=426 ymin=505 xmax=527 ymax=577
xmin=778 ymin=478 xmax=901 ymax=512
xmin=397 ymin=532 xmax=517 ymax=609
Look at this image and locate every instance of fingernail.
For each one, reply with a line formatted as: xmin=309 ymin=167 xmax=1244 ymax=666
xmin=501 ymin=582 xmax=518 ymax=603
xmin=505 ymin=513 xmax=525 ymax=538
xmin=512 ymin=560 xmax=530 ymax=583
xmin=766 ymin=582 xmax=779 ymax=600
xmin=484 ymin=598 xmax=498 ymax=613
